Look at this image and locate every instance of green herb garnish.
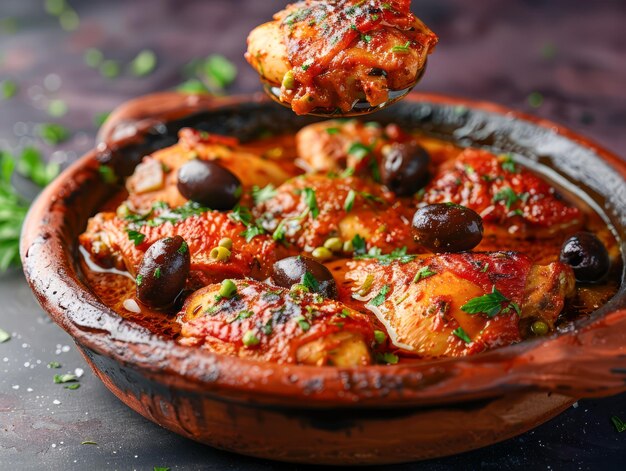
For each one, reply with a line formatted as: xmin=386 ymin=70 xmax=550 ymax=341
xmin=53 ymin=373 xmax=78 ymax=384
xmin=347 ymin=142 xmax=372 ymax=160
xmin=47 ymin=361 xmax=62 ymax=368
xmin=130 ymin=49 xmax=157 ymax=77
xmin=251 ymin=184 xmax=277 ymax=204
xmin=453 ymin=327 xmax=472 ymax=343
xmin=374 ymin=330 xmax=386 ymax=344
xmin=391 ymin=41 xmax=411 ymax=53
xmin=611 ymin=416 xmax=626 ymax=433
xmin=38 ymin=123 xmax=70 ymax=145
xmin=461 ymin=285 xmax=517 ymax=318
xmin=302 ymin=187 xmax=319 ymax=219
xmin=493 ymin=187 xmax=522 ymax=210
xmin=326 ymin=127 xmax=340 ymax=135
xmin=242 ymin=330 xmax=260 ymax=347
xmin=344 ymin=189 xmax=356 ymax=212
xmin=1 ymin=80 xmax=18 ymax=99
xmin=355 ymin=247 xmax=415 ymax=266
xmin=413 ymin=266 xmax=436 ymax=282
xmin=500 ymin=154 xmax=518 ymax=173
xmin=370 ymin=284 xmax=390 ymax=307
xmin=64 ymin=383 xmax=81 ymax=390
xmin=376 ymin=352 xmax=399 ymax=364
xmin=351 ymin=234 xmax=367 ymax=255
xmin=126 ymin=229 xmax=145 ymax=246
xmin=302 ymin=271 xmax=320 ymax=292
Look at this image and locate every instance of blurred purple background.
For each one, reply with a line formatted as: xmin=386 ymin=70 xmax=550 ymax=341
xmin=1 ymin=0 xmax=625 ymax=164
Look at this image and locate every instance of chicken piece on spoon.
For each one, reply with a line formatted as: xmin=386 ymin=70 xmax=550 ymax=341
xmin=246 ymin=0 xmax=438 ymax=116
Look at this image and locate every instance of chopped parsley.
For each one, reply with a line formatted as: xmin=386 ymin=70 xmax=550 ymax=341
xmin=347 ymin=142 xmax=372 ymax=160
xmin=376 ymin=352 xmax=399 ymax=364
xmin=177 ymin=240 xmax=189 ymax=254
xmin=130 ymin=49 xmax=157 ymax=77
xmin=368 ymin=156 xmax=381 ymax=183
xmin=251 ymin=184 xmax=277 ymax=204
xmin=229 ymin=205 xmax=266 ymax=241
xmin=38 ymin=123 xmax=70 ymax=145
xmin=453 ymin=327 xmax=472 ymax=344
xmin=355 ymin=246 xmax=415 ymax=265
xmin=64 ymin=383 xmax=81 ymax=390
xmin=351 ymin=234 xmax=367 ymax=255
xmin=391 ymin=41 xmax=411 ymax=53
xmin=53 ymin=373 xmax=78 ymax=384
xmin=302 ymin=271 xmax=320 ymax=292
xmin=374 ymin=330 xmax=386 ymax=344
xmin=326 ymin=127 xmax=340 ymax=135
xmin=153 ymin=267 xmax=161 ymax=279
xmin=126 ymin=229 xmax=145 ymax=246
xmin=493 ymin=187 xmax=526 ymax=210
xmin=295 ymin=316 xmax=311 ymax=332
xmin=500 ymin=154 xmax=518 ymax=173
xmin=413 ymin=266 xmax=436 ymax=282
xmin=370 ymin=284 xmax=390 ymax=307
xmin=611 ymin=416 xmax=626 ymax=433
xmin=344 ymin=189 xmax=356 ymax=212
xmin=135 ymin=274 xmax=144 ymax=286
xmin=47 ymin=361 xmax=62 ymax=368
xmin=242 ymin=330 xmax=260 ymax=347
xmin=98 ymin=165 xmax=117 ymax=184
xmin=461 ymin=285 xmax=520 ymax=318
xmin=302 ymin=187 xmax=319 ymax=219
xmin=241 ymin=225 xmax=265 ymax=242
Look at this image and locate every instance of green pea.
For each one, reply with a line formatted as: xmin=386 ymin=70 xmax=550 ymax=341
xmin=242 ymin=330 xmax=260 ymax=347
xmin=210 ymin=246 xmax=231 ymax=262
xmin=282 ymin=70 xmax=296 ymax=90
xmin=312 ymin=246 xmax=333 ymax=261
xmin=531 ymin=320 xmax=549 ymax=336
xmin=323 ymin=237 xmax=343 ymax=253
xmin=218 ymin=237 xmax=233 ymax=250
xmin=374 ymin=330 xmax=387 ymax=345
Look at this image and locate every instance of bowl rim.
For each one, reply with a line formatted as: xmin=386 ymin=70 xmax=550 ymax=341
xmin=21 ymin=92 xmax=626 ymax=408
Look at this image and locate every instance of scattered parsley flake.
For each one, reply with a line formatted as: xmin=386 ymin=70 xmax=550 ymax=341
xmin=251 ymin=184 xmax=277 ymax=204
xmin=453 ymin=327 xmax=472 ymax=344
xmin=53 ymin=373 xmax=78 ymax=384
xmin=376 ymin=352 xmax=399 ymax=364
xmin=136 ymin=274 xmax=144 ymax=286
xmin=153 ymin=267 xmax=161 ymax=279
xmin=500 ymin=154 xmax=518 ymax=173
xmin=98 ymin=165 xmax=117 ymax=184
xmin=493 ymin=187 xmax=522 ymax=210
xmin=370 ymin=284 xmax=390 ymax=307
xmin=126 ymin=229 xmax=145 ymax=246
xmin=47 ymin=361 xmax=62 ymax=368
xmin=302 ymin=271 xmax=320 ymax=292
xmin=64 ymin=383 xmax=81 ymax=390
xmin=1 ymin=80 xmax=18 ymax=100
xmin=611 ymin=416 xmax=626 ymax=433
xmin=344 ymin=189 xmax=356 ymax=212
xmin=347 ymin=142 xmax=372 ymax=160
xmin=130 ymin=49 xmax=157 ymax=77
xmin=38 ymin=123 xmax=70 ymax=145
xmin=302 ymin=187 xmax=319 ymax=219
xmin=326 ymin=127 xmax=340 ymax=135
xmin=391 ymin=41 xmax=411 ymax=53
xmin=413 ymin=266 xmax=436 ymax=282
xmin=355 ymin=247 xmax=415 ymax=266
xmin=374 ymin=330 xmax=386 ymax=344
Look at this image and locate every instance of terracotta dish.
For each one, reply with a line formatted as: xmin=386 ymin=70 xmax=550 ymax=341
xmin=21 ymin=93 xmax=626 ymax=465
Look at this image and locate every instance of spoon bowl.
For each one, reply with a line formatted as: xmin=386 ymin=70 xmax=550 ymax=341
xmin=262 ymin=62 xmax=427 ymax=117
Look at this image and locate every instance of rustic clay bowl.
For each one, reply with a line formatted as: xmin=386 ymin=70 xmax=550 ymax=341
xmin=21 ymin=92 xmax=626 ymax=465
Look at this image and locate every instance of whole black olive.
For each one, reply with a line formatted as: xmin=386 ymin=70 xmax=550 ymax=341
xmin=412 ymin=203 xmax=483 ymax=253
xmin=136 ymin=236 xmax=191 ymax=308
xmin=272 ymin=256 xmax=338 ymax=299
xmin=380 ymin=142 xmax=430 ymax=196
xmin=559 ymin=232 xmax=610 ymax=282
xmin=177 ymin=159 xmax=242 ymax=210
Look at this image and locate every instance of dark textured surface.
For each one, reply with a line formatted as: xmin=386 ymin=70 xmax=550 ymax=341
xmin=1 ymin=0 xmax=625 ymax=469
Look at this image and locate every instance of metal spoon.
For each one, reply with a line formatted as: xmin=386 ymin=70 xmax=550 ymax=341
xmin=262 ymin=62 xmax=427 ymax=117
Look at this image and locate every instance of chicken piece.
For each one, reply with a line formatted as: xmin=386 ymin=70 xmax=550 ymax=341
xmin=246 ymin=0 xmax=438 ymax=115
xmin=178 ymin=279 xmax=374 ymax=365
xmin=331 ymin=252 xmax=575 ymax=358
xmin=79 ymin=203 xmax=292 ymax=285
xmin=125 ymin=128 xmax=298 ymax=212
xmin=253 ymin=174 xmax=419 ymax=253
xmin=421 ymin=148 xmax=583 ymax=238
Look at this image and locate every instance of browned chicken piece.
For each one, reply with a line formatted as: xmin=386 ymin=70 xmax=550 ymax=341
xmin=253 ymin=173 xmax=419 ymax=253
xmin=125 ymin=128 xmax=298 ymax=213
xmin=178 ymin=279 xmax=375 ymax=365
xmin=79 ymin=204 xmax=292 ymax=285
xmin=246 ymin=0 xmax=438 ymax=115
xmin=421 ymin=148 xmax=584 ymax=239
xmin=328 ymin=251 xmax=575 ymax=358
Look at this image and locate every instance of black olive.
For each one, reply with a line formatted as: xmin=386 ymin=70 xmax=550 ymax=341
xmin=559 ymin=232 xmax=610 ymax=282
xmin=136 ymin=236 xmax=191 ymax=308
xmin=380 ymin=142 xmax=430 ymax=196
xmin=368 ymin=68 xmax=387 ymax=77
xmin=177 ymin=159 xmax=242 ymax=210
xmin=412 ymin=203 xmax=484 ymax=253
xmin=272 ymin=256 xmax=338 ymax=299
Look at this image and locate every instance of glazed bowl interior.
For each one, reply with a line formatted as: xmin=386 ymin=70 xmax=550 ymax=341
xmin=21 ymin=93 xmax=626 ymax=410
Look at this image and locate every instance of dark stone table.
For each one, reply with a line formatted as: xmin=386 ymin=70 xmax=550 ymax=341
xmin=1 ymin=1 xmax=625 ymax=469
